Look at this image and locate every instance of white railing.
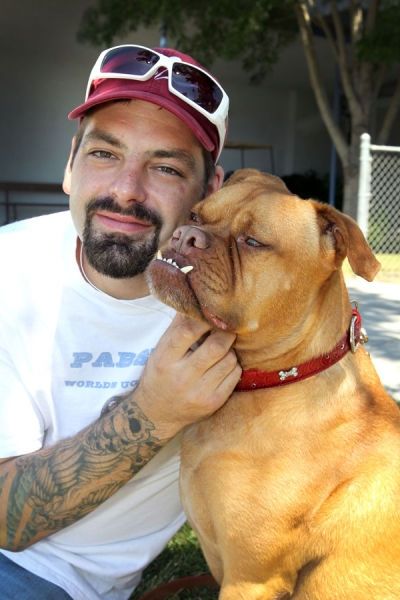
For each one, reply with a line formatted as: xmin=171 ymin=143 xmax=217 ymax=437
xmin=357 ymin=133 xmax=400 ymax=281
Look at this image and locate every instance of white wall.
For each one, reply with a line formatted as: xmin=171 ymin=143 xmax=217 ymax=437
xmin=0 ymin=0 xmax=358 ymax=220
xmin=216 ymin=36 xmax=336 ymax=177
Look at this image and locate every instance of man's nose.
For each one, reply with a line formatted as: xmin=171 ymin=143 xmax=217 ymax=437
xmin=109 ymin=164 xmax=146 ymax=204
xmin=171 ymin=225 xmax=211 ymax=254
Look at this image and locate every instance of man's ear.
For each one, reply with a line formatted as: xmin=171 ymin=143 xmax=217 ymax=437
xmin=206 ymin=165 xmax=225 ymax=196
xmin=62 ymin=136 xmax=77 ymax=195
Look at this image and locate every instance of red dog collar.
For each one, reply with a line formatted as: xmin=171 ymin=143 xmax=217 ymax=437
xmin=236 ymin=306 xmax=365 ymax=391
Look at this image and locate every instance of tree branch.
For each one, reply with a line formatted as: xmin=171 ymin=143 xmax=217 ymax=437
xmin=365 ymin=0 xmax=380 ymax=34
xmin=313 ymin=13 xmax=339 ymax=62
xmin=377 ymin=70 xmax=400 ymax=144
xmin=330 ymin=0 xmax=361 ymax=115
xmin=358 ymin=0 xmax=379 ymax=115
xmin=295 ymin=1 xmax=348 ymax=164
xmin=372 ymin=64 xmax=387 ymax=104
xmin=350 ymin=0 xmax=363 ymax=45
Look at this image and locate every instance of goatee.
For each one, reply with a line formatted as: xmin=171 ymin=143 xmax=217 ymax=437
xmin=82 ymin=197 xmax=162 ymax=278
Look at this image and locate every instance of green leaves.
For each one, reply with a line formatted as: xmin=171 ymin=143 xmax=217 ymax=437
xmin=77 ymin=0 xmax=298 ymax=80
xmin=357 ymin=2 xmax=400 ymax=65
xmin=78 ymin=1 xmax=400 ymax=76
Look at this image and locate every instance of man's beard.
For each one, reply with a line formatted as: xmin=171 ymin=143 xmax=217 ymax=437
xmin=82 ymin=197 xmax=163 ymax=279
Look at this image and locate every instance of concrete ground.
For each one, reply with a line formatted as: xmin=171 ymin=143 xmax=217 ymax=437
xmin=346 ymin=277 xmax=400 ymax=402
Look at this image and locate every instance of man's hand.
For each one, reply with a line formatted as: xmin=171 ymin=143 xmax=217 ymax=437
xmin=0 ymin=315 xmax=241 ymax=551
xmin=132 ymin=314 xmax=242 ymax=440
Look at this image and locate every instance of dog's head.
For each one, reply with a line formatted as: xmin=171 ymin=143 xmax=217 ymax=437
xmin=146 ymin=169 xmax=380 ymax=337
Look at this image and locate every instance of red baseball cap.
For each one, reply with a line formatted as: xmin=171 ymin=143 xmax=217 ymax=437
xmin=68 ymin=46 xmax=228 ymax=162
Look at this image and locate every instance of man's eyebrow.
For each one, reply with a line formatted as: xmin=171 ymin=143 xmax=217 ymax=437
xmin=83 ymin=128 xmax=127 ymax=150
xmin=150 ymin=149 xmax=197 ymax=172
xmin=81 ymin=133 xmax=198 ymax=171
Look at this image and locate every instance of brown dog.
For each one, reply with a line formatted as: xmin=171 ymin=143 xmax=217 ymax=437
xmin=147 ymin=169 xmax=400 ymax=599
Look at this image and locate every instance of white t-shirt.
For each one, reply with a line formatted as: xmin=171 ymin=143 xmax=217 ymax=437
xmin=0 ymin=211 xmax=186 ymax=600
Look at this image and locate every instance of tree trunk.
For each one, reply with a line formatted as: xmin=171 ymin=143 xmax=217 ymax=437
xmin=342 ymin=160 xmax=360 ymax=220
xmin=341 ymin=120 xmax=368 ymax=219
xmin=377 ymin=70 xmax=400 ymax=144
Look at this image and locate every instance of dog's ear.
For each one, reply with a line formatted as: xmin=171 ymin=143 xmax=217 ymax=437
xmin=315 ymin=203 xmax=381 ymax=281
xmin=223 ymin=169 xmax=291 ymax=194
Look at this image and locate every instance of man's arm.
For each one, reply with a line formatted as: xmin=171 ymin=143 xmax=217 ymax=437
xmin=0 ymin=397 xmax=161 ymax=551
xmin=0 ymin=315 xmax=241 ymax=551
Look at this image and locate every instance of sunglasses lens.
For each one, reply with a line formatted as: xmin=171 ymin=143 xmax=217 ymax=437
xmin=172 ymin=64 xmax=223 ymax=114
xmin=100 ymin=47 xmax=160 ymax=76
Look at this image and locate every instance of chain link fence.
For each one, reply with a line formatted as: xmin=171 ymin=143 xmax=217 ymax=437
xmin=357 ymin=133 xmax=400 ymax=282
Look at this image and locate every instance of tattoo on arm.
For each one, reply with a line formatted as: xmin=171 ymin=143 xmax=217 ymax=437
xmin=2 ymin=397 xmax=164 ymax=550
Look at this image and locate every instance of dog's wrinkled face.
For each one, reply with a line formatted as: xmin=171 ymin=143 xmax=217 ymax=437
xmin=146 ymin=169 xmax=379 ymax=337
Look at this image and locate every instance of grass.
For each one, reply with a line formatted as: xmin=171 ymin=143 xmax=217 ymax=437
xmin=129 ymin=523 xmax=218 ymax=599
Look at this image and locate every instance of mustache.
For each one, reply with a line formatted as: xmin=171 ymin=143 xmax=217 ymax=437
xmin=85 ymin=196 xmax=162 ymax=228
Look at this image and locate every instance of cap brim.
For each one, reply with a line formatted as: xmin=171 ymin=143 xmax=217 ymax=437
xmin=68 ymin=89 xmax=215 ymax=155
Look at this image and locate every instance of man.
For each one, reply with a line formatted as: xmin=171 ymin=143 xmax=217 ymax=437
xmin=0 ymin=44 xmax=241 ymax=600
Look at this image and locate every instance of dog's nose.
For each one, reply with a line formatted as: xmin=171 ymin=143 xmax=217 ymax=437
xmin=171 ymin=225 xmax=210 ymax=254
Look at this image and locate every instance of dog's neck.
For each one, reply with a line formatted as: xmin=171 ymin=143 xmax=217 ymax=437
xmin=234 ymin=272 xmax=353 ymax=373
xmin=236 ymin=304 xmax=363 ymax=390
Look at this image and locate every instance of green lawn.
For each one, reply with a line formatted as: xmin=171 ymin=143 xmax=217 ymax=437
xmin=130 ymin=523 xmax=218 ymax=599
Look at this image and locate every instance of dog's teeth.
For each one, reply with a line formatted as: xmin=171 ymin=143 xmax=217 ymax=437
xmin=181 ymin=265 xmax=194 ymax=274
xmin=158 ymin=255 xmax=190 ymax=272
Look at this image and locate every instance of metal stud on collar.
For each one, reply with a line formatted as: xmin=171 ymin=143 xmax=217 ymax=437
xmin=350 ymin=314 xmax=359 ymax=353
xmin=350 ymin=301 xmax=368 ymax=353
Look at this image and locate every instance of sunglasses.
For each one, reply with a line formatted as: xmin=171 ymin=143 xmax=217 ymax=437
xmin=86 ymin=44 xmax=229 ymax=161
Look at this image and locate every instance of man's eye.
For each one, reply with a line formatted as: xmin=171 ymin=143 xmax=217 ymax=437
xmin=157 ymin=166 xmax=182 ymax=177
xmin=91 ymin=150 xmax=115 ymax=159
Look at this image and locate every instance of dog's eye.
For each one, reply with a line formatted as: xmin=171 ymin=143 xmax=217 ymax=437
xmin=238 ymin=234 xmax=271 ymax=249
xmin=189 ymin=212 xmax=201 ymax=223
xmin=245 ymin=237 xmax=263 ymax=247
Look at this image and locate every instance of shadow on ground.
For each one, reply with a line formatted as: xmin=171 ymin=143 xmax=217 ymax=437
xmin=347 ymin=280 xmax=399 ymax=400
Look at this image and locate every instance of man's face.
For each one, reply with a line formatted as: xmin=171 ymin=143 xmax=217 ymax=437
xmin=64 ymin=100 xmax=216 ymax=279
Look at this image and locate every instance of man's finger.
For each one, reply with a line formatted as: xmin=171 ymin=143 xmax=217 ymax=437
xmin=214 ymin=362 xmax=243 ymax=405
xmin=155 ymin=313 xmax=212 ymax=360
xmin=187 ymin=328 xmax=237 ymax=371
